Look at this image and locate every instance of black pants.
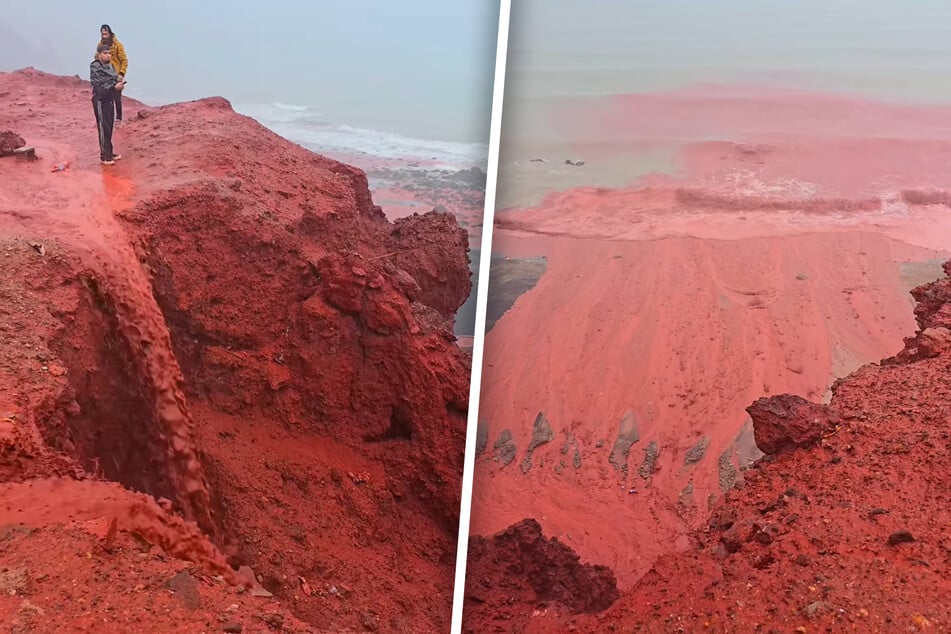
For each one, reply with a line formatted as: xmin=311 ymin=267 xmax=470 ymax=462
xmin=115 ymin=91 xmax=123 ymax=121
xmin=92 ymin=96 xmax=115 ymax=161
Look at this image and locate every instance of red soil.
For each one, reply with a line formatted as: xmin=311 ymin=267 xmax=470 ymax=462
xmin=0 ymin=68 xmax=471 ymax=633
xmin=467 ymin=87 xmax=951 ymax=630
xmin=467 ymin=259 xmax=951 ymax=632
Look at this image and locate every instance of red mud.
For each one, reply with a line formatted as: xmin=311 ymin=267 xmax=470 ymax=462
xmin=467 ymin=87 xmax=951 ymax=630
xmin=0 ymin=68 xmax=471 ymax=633
xmin=467 ymin=260 xmax=951 ymax=632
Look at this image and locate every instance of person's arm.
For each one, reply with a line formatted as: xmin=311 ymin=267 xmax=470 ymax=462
xmin=115 ymin=41 xmax=128 ymax=77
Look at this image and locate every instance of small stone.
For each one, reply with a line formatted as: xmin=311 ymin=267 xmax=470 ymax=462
xmin=46 ymin=363 xmax=66 ymax=377
xmin=803 ymin=601 xmax=832 ymax=618
xmin=17 ymin=599 xmax=44 ymax=617
xmin=361 ymin=612 xmax=380 ymax=631
xmin=888 ymin=531 xmax=915 ymax=546
xmin=166 ymin=572 xmax=201 ymax=610
xmin=222 ymin=622 xmax=243 ymax=633
xmin=912 ymin=614 xmax=931 ymax=629
xmin=260 ymin=613 xmax=284 ymax=628
xmin=0 ymin=568 xmax=29 ymax=595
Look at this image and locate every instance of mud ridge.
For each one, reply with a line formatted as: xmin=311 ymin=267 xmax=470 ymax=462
xmin=464 ymin=258 xmax=951 ymax=632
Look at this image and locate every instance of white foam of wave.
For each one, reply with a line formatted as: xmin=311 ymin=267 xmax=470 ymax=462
xmin=272 ymin=102 xmax=309 ymax=112
xmin=236 ymin=102 xmax=321 ymax=125
xmin=235 ymin=102 xmax=487 ymax=168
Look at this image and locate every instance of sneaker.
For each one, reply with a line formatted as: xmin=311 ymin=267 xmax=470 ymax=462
xmin=115 ymin=120 xmax=123 ymax=129
xmin=113 ymin=154 xmax=122 ymax=160
xmin=101 ymin=159 xmax=115 ymax=166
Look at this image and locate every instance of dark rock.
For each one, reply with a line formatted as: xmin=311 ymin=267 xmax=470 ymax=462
xmin=684 ymin=436 xmax=711 ymax=464
xmin=494 ymin=429 xmax=517 ymax=466
xmin=0 ymin=130 xmax=26 ymax=154
xmin=802 ymin=601 xmax=833 ymax=618
xmin=449 ymin=166 xmax=487 ymax=186
xmin=361 ymin=612 xmax=380 ymax=631
xmin=720 ymin=518 xmax=756 ymax=553
xmin=521 ymin=412 xmax=555 ymax=473
xmin=753 ymin=552 xmax=776 ymax=569
xmin=752 ymin=523 xmax=779 ymax=545
xmin=888 ymin=531 xmax=915 ymax=546
xmin=475 ymin=419 xmax=489 ymax=456
xmin=917 ymin=327 xmax=951 ymax=358
xmin=222 ymin=622 xmax=243 ymax=633
xmin=609 ymin=410 xmax=640 ymax=474
xmin=527 ymin=412 xmax=554 ymax=453
xmin=167 ymin=572 xmax=201 ymax=610
xmin=467 ymin=519 xmax=620 ymax=614
xmin=638 ymin=440 xmax=659 ymax=479
xmin=0 ymin=568 xmax=28 ymax=595
xmin=747 ymin=394 xmax=838 ymax=455
xmin=677 ymin=481 xmax=695 ymax=514
xmin=718 ymin=448 xmax=737 ymax=492
xmin=572 ymin=446 xmax=582 ymax=469
xmin=565 ymin=159 xmax=585 ymax=166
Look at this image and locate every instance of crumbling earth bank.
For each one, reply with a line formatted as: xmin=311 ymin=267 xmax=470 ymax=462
xmin=1 ymin=68 xmax=472 ymax=633
xmin=464 ymin=260 xmax=951 ymax=633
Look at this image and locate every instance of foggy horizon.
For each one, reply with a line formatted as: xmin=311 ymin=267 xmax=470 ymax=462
xmin=0 ymin=1 xmax=499 ymax=144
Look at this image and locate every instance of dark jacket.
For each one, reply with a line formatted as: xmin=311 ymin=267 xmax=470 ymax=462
xmin=90 ymin=59 xmax=119 ymax=101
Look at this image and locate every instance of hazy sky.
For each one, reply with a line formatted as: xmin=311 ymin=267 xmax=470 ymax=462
xmin=0 ymin=1 xmax=500 ymax=143
xmin=506 ymin=0 xmax=951 ymax=101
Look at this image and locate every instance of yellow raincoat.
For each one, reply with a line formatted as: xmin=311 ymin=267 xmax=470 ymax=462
xmin=96 ymin=37 xmax=128 ymax=76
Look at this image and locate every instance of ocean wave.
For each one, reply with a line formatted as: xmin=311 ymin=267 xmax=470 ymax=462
xmin=272 ymin=102 xmax=310 ymax=112
xmin=235 ymin=102 xmax=322 ymax=125
xmin=235 ymin=101 xmax=486 ymax=168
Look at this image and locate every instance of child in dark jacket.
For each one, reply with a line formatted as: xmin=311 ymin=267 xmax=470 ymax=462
xmin=90 ymin=44 xmax=126 ymax=165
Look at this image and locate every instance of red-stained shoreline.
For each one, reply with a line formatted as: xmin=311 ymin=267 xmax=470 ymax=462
xmin=466 ymin=86 xmax=951 ymax=632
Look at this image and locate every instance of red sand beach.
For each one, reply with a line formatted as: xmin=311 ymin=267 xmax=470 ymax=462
xmin=470 ymin=86 xmax=951 ymax=596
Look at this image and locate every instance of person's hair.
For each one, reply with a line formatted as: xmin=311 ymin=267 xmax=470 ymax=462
xmin=97 ymin=44 xmax=111 ymax=54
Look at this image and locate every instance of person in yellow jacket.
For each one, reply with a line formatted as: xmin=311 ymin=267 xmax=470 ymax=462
xmin=97 ymin=24 xmax=128 ymax=127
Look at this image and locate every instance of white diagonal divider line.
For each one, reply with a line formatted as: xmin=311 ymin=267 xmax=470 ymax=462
xmin=450 ymin=0 xmax=512 ymax=631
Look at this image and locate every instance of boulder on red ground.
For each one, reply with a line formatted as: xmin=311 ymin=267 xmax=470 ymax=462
xmin=0 ymin=130 xmax=25 ymax=154
xmin=465 ymin=518 xmax=620 ymax=620
xmin=390 ymin=211 xmax=472 ymax=319
xmin=746 ymin=394 xmax=837 ymax=455
xmin=910 ymin=260 xmax=951 ymax=332
xmin=888 ymin=264 xmax=951 ymax=363
xmin=916 ymin=326 xmax=951 ymax=358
